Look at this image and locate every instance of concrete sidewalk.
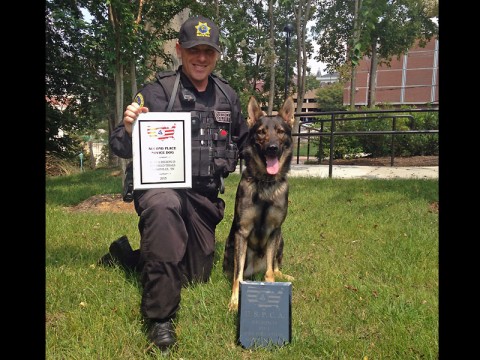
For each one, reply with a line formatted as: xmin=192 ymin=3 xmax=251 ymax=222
xmin=288 ymin=163 xmax=438 ymax=179
xmin=234 ymin=163 xmax=438 ymax=179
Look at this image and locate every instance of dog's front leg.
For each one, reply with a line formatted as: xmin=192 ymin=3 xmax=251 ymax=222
xmin=264 ymin=232 xmax=280 ymax=282
xmin=229 ymin=232 xmax=248 ymax=312
xmin=272 ymin=232 xmax=294 ymax=281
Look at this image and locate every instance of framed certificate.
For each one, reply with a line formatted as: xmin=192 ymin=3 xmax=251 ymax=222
xmin=132 ymin=112 xmax=192 ymax=189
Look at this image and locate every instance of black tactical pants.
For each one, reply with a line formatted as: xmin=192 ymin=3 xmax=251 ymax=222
xmin=133 ymin=188 xmax=225 ymax=321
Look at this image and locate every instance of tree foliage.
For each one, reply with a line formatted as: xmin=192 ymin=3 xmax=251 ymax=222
xmin=313 ymin=0 xmax=438 ymax=70
xmin=213 ymin=0 xmax=303 ymax=113
xmin=46 ymin=0 xmax=438 ymax=161
xmin=46 ymin=0 xmax=195 ymax=158
xmin=316 ymin=82 xmax=345 ymax=112
xmin=312 ymin=0 xmax=438 ymax=107
xmin=356 ymin=0 xmax=438 ymax=65
xmin=46 ymin=1 xmax=99 ymax=157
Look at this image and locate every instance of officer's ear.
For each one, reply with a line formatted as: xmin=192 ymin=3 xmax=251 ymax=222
xmin=175 ymin=42 xmax=183 ymax=60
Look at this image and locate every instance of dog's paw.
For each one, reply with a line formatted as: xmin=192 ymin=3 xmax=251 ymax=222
xmin=274 ymin=270 xmax=294 ymax=281
xmin=228 ymin=299 xmax=239 ymax=312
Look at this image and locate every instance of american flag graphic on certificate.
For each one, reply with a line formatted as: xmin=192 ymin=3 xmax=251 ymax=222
xmin=147 ymin=124 xmax=176 ymax=141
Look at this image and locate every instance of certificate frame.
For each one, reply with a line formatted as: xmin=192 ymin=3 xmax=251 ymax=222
xmin=132 ymin=112 xmax=192 ymax=189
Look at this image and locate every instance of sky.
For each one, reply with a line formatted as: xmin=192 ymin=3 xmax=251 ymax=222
xmin=306 ymin=23 xmax=327 ymax=76
xmin=307 ymin=45 xmax=326 ymax=76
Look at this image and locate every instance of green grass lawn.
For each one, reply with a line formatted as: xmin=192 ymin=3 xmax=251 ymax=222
xmin=46 ymin=168 xmax=438 ymax=359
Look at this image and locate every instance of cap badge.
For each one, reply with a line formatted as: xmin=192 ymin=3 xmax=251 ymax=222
xmin=195 ymin=21 xmax=211 ymax=38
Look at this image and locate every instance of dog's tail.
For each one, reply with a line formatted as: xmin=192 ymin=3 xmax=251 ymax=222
xmin=222 ymin=230 xmax=235 ymax=278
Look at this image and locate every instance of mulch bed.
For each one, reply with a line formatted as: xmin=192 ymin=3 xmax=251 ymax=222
xmin=67 ymin=193 xmax=135 ymax=213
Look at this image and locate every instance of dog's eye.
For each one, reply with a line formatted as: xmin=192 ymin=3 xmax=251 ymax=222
xmin=277 ymin=128 xmax=285 ymax=135
xmin=256 ymin=128 xmax=266 ymax=137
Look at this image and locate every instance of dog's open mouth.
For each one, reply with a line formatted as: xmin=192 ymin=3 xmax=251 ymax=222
xmin=266 ymin=156 xmax=279 ymax=175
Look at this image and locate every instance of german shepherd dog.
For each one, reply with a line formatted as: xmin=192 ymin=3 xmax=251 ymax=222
xmin=223 ymin=96 xmax=295 ymax=311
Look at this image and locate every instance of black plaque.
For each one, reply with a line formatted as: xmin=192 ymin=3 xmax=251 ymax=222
xmin=238 ymin=281 xmax=292 ymax=349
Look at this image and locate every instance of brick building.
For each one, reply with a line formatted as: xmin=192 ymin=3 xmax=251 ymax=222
xmin=343 ymin=37 xmax=439 ymax=107
xmin=292 ymin=72 xmax=340 ymax=113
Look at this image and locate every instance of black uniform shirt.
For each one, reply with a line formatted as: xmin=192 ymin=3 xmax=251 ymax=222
xmin=109 ymin=66 xmax=249 ymax=194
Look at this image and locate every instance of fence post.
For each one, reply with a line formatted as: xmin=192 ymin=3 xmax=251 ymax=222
xmin=296 ymin=122 xmax=302 ymax=164
xmin=79 ymin=152 xmax=84 ymax=172
xmin=328 ymin=114 xmax=336 ymax=178
xmin=391 ymin=116 xmax=396 ymax=166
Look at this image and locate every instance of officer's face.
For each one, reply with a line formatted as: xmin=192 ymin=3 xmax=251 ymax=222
xmin=177 ymin=43 xmax=220 ymax=90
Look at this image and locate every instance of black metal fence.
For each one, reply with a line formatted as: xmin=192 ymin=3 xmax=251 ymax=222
xmin=293 ymin=108 xmax=439 ymax=178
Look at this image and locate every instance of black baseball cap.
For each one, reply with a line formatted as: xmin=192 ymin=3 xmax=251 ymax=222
xmin=178 ymin=16 xmax=221 ymax=53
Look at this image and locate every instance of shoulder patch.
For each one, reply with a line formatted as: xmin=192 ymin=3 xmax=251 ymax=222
xmin=135 ymin=93 xmax=144 ymax=108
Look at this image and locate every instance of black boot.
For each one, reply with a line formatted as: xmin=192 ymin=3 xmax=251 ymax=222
xmin=97 ymin=235 xmax=140 ymax=271
xmin=147 ymin=318 xmax=177 ymax=352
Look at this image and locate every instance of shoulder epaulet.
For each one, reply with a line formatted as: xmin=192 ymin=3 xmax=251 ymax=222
xmin=156 ymin=70 xmax=177 ymax=80
xmin=211 ymin=73 xmax=229 ymax=84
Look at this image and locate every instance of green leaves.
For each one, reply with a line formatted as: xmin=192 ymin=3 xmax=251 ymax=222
xmin=350 ymin=43 xmax=363 ymax=66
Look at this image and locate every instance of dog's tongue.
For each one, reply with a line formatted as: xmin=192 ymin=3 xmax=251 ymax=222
xmin=266 ymin=156 xmax=279 ymax=175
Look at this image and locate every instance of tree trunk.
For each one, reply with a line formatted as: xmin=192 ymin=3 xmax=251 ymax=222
xmin=267 ymin=0 xmax=275 ymax=115
xmin=349 ymin=66 xmax=357 ymax=110
xmin=293 ymin=0 xmax=312 ymax=138
xmin=294 ymin=0 xmax=303 ymax=117
xmin=130 ymin=61 xmax=137 ymax=99
xmin=88 ymin=141 xmax=96 ymax=169
xmin=367 ymin=40 xmax=378 ymax=108
xmin=349 ymin=0 xmax=361 ymax=110
xmin=109 ymin=3 xmax=128 ymax=175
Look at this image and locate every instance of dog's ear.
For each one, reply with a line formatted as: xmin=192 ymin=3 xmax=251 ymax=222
xmin=247 ymin=96 xmax=265 ymax=128
xmin=278 ymin=96 xmax=295 ymax=128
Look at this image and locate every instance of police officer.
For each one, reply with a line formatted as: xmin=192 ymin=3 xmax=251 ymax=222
xmin=107 ymin=16 xmax=248 ymax=352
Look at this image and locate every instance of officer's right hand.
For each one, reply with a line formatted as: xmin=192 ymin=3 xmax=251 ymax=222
xmin=124 ymin=102 xmax=149 ymax=136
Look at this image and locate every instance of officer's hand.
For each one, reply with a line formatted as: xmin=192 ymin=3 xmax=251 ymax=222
xmin=124 ymin=102 xmax=149 ymax=136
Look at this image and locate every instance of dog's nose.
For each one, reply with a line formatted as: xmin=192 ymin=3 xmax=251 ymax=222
xmin=266 ymin=144 xmax=279 ymax=155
